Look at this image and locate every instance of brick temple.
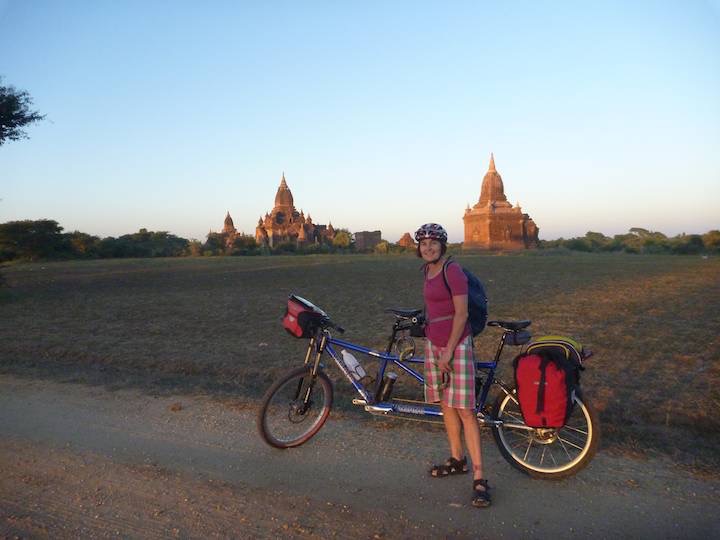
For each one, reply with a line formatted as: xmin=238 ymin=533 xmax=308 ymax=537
xmin=463 ymin=154 xmax=539 ymax=250
xmin=397 ymin=232 xmax=415 ymax=249
xmin=254 ymin=173 xmax=335 ymax=248
xmin=354 ymin=230 xmax=381 ymax=251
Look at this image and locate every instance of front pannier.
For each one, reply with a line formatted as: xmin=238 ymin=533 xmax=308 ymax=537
xmin=513 ymin=336 xmax=585 ymax=428
xmin=282 ymin=294 xmax=326 ymax=338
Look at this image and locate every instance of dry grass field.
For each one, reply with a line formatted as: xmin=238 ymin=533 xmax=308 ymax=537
xmin=1 ymin=253 xmax=719 ymax=471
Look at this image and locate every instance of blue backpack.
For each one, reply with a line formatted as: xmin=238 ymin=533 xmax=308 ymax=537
xmin=441 ymin=258 xmax=489 ymax=336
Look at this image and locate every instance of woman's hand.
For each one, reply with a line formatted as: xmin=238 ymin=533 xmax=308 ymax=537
xmin=437 ymin=348 xmax=454 ymax=373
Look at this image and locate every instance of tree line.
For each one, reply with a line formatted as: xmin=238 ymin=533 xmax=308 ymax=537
xmin=0 ymin=221 xmax=190 ymax=261
xmin=0 ymin=220 xmax=364 ymax=262
xmin=0 ymin=220 xmax=718 ymax=263
xmin=541 ymin=228 xmax=719 ymax=255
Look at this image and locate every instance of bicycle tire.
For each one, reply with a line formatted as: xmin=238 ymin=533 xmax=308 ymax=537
xmin=257 ymin=365 xmax=334 ymax=449
xmin=491 ymin=390 xmax=600 ymax=479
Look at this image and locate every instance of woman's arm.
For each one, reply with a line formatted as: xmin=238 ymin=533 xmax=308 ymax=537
xmin=438 ymin=294 xmax=468 ymax=371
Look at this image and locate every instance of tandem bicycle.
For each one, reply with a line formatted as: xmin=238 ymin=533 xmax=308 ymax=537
xmin=257 ymin=295 xmax=599 ymax=479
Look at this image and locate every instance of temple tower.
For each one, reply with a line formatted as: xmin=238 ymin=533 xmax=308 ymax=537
xmin=463 ymin=154 xmax=539 ymax=250
xmin=254 ymin=173 xmax=335 ymax=248
xmin=271 ymin=173 xmax=297 ymax=226
xmin=222 ymin=211 xmax=237 ymax=235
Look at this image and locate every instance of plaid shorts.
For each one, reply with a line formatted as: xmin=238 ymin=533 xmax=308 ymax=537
xmin=424 ymin=335 xmax=476 ymax=410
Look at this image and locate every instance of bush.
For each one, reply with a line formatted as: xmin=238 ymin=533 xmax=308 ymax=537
xmin=187 ymin=240 xmax=203 ymax=257
xmin=671 ymin=234 xmax=704 ymax=255
xmin=702 ymin=230 xmax=720 ymax=253
xmin=99 ymin=229 xmax=189 ymax=258
xmin=564 ymin=238 xmax=592 ymax=252
xmin=274 ymin=241 xmax=297 ymax=253
xmin=203 ymin=232 xmax=227 ymax=256
xmin=299 ymin=243 xmax=331 ymax=255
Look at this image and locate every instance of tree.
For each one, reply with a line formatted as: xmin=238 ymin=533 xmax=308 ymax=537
xmin=66 ymin=231 xmax=101 ymax=258
xmin=187 ymin=240 xmax=203 ymax=257
xmin=0 ymin=77 xmax=45 ymax=145
xmin=563 ymin=237 xmax=592 ymax=252
xmin=702 ymin=230 xmax=720 ymax=252
xmin=332 ymin=230 xmax=352 ymax=250
xmin=228 ymin=234 xmax=258 ymax=255
xmin=100 ymin=229 xmax=189 ymax=258
xmin=584 ymin=231 xmax=611 ymax=251
xmin=374 ymin=240 xmax=390 ymax=254
xmin=671 ymin=234 xmax=704 ymax=255
xmin=203 ymin=232 xmax=227 ymax=256
xmin=0 ymin=219 xmax=68 ymax=261
xmin=628 ymin=227 xmax=652 ymax=238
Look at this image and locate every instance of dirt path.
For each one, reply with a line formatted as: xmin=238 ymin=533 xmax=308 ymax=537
xmin=0 ymin=375 xmax=718 ymax=539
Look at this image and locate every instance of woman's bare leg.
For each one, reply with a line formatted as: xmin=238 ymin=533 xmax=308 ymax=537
xmin=441 ymin=402 xmax=464 ymax=459
xmin=457 ymin=408 xmax=483 ymax=479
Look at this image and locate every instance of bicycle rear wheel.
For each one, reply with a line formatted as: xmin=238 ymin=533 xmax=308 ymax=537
xmin=491 ymin=390 xmax=600 ymax=479
xmin=257 ymin=366 xmax=334 ymax=449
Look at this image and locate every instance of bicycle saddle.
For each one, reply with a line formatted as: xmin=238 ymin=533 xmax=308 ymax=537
xmin=384 ymin=308 xmax=423 ymax=319
xmin=487 ymin=319 xmax=532 ymax=331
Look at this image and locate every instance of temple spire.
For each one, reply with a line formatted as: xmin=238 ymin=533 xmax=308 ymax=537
xmin=478 ymin=152 xmax=509 ymax=207
xmin=275 ymin=172 xmax=294 ymax=208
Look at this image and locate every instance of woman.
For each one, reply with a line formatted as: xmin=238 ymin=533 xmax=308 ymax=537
xmin=415 ymin=223 xmax=490 ymax=508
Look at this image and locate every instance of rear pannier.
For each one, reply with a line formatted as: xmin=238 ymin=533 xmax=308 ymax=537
xmin=282 ymin=294 xmax=326 ymax=338
xmin=513 ymin=336 xmax=586 ymax=428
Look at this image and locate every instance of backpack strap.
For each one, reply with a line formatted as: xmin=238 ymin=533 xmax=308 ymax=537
xmin=423 ymin=256 xmax=455 ymax=297
xmin=441 ymin=256 xmax=456 ymax=297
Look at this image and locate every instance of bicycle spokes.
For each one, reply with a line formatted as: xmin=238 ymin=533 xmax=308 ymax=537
xmin=492 ymin=392 xmax=599 ymax=477
xmin=258 ymin=367 xmax=333 ymax=448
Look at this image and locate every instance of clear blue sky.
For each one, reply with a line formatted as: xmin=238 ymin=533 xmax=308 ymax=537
xmin=1 ymin=0 xmax=718 ymax=242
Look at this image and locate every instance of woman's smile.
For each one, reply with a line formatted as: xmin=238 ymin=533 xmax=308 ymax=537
xmin=420 ymin=239 xmax=442 ymax=262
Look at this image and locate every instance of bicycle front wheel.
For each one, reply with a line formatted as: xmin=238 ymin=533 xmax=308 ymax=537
xmin=491 ymin=390 xmax=600 ymax=479
xmin=257 ymin=365 xmax=334 ymax=449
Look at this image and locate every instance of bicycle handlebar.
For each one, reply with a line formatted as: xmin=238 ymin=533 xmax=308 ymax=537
xmin=320 ymin=317 xmax=344 ymax=334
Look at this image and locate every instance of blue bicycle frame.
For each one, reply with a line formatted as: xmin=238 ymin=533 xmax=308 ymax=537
xmin=320 ymin=331 xmax=506 ymax=420
xmin=261 ymin=305 xmax=599 ymax=478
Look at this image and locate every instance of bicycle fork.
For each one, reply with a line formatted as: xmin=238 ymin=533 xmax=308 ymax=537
xmin=293 ymin=335 xmax=325 ymax=411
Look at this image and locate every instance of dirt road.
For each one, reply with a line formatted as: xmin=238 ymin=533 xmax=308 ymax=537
xmin=0 ymin=374 xmax=718 ymax=539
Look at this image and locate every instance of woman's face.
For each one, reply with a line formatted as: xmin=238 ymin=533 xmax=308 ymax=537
xmin=419 ymin=238 xmax=443 ymax=263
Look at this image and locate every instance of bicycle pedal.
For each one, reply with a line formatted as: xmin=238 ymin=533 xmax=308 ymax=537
xmin=352 ymin=398 xmax=368 ymax=406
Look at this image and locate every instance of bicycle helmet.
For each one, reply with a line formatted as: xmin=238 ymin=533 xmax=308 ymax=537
xmin=414 ymin=223 xmax=448 ymax=244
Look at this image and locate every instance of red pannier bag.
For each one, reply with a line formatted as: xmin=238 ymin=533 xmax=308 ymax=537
xmin=513 ymin=337 xmax=584 ymax=428
xmin=282 ymin=294 xmax=326 ymax=338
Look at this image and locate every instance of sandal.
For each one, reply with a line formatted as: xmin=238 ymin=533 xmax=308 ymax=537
xmin=429 ymin=456 xmax=468 ymax=477
xmin=472 ymin=479 xmax=492 ymax=508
